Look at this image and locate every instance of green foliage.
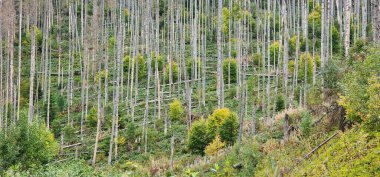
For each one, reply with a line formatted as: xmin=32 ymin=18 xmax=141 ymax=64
xmin=124 ymin=8 xmax=129 ymax=19
xmin=222 ymin=7 xmax=231 ymax=35
xmin=275 ymin=95 xmax=285 ymax=112
xmin=20 ymin=79 xmax=43 ymax=107
xmin=22 ymin=27 xmax=43 ymax=47
xmin=95 ymin=70 xmax=109 ymax=84
xmin=125 ymin=122 xmax=138 ymax=143
xmin=169 ymin=99 xmax=184 ymax=122
xmin=300 ymin=111 xmax=312 ymax=137
xmin=331 ymin=26 xmax=341 ymax=53
xmin=308 ymin=5 xmax=322 ymax=37
xmin=165 ymin=61 xmax=179 ymax=83
xmin=123 ymin=55 xmax=147 ymax=80
xmin=289 ymin=35 xmax=298 ymax=54
xmin=269 ymin=41 xmax=283 ymax=64
xmin=8 ymin=159 xmax=124 ymax=177
xmin=322 ymin=59 xmax=342 ymax=89
xmin=86 ymin=107 xmax=98 ymax=127
xmin=307 ymin=86 xmax=323 ymax=107
xmin=222 ymin=140 xmax=260 ymax=176
xmin=205 ymin=135 xmax=225 ymax=156
xmin=188 ymin=119 xmax=212 ymax=155
xmin=0 ymin=113 xmax=59 ymax=172
xmin=186 ymin=58 xmax=202 ymax=78
xmin=207 ymin=108 xmax=238 ymax=145
xmin=364 ymin=76 xmax=380 ymax=131
xmin=188 ymin=108 xmax=239 ymax=155
xmin=339 ymin=47 xmax=380 ymax=129
xmin=289 ymin=35 xmax=307 ymax=54
xmin=223 ymin=59 xmax=237 ymax=84
xmin=298 ymin=52 xmax=320 ymax=83
xmin=207 ymin=108 xmax=232 ymax=137
xmin=252 ymin=53 xmax=262 ymax=66
xmin=219 ymin=113 xmax=239 ymax=146
xmin=151 ymin=52 xmax=164 ymax=71
xmin=63 ymin=125 xmax=76 ymax=143
xmin=292 ymin=130 xmax=380 ymax=176
xmin=42 ymin=94 xmax=60 ymax=125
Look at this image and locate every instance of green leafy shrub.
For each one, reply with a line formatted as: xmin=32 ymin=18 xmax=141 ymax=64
xmin=95 ymin=70 xmax=109 ymax=84
xmin=42 ymin=93 xmax=60 ymax=125
xmin=20 ymin=80 xmax=43 ymax=106
xmin=169 ymin=99 xmax=184 ymax=122
xmin=308 ymin=5 xmax=322 ymax=37
xmin=164 ymin=61 xmax=179 ymax=83
xmin=188 ymin=119 xmax=212 ymax=155
xmin=222 ymin=7 xmax=231 ymax=35
xmin=151 ymin=52 xmax=164 ymax=71
xmin=204 ymin=135 xmax=225 ymax=156
xmin=86 ymin=107 xmax=98 ymax=127
xmin=223 ymin=140 xmax=260 ymax=176
xmin=123 ymin=55 xmax=147 ymax=80
xmin=188 ymin=108 xmax=239 ymax=155
xmin=269 ymin=41 xmax=283 ymax=64
xmin=207 ymin=108 xmax=238 ymax=145
xmin=299 ymin=52 xmax=320 ymax=83
xmin=300 ymin=111 xmax=312 ymax=137
xmin=219 ymin=112 xmax=239 ymax=145
xmin=186 ymin=58 xmax=202 ymax=78
xmin=289 ymin=35 xmax=307 ymax=54
xmin=331 ymin=26 xmax=341 ymax=53
xmin=252 ymin=53 xmax=262 ymax=66
xmin=322 ymin=59 xmax=342 ymax=89
xmin=0 ymin=113 xmax=59 ymax=172
xmin=223 ymin=58 xmax=237 ymax=84
xmin=339 ymin=47 xmax=380 ymax=131
xmin=307 ymin=86 xmax=323 ymax=107
xmin=275 ymin=95 xmax=285 ymax=112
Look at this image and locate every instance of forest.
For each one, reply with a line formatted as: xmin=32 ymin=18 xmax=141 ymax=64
xmin=0 ymin=0 xmax=379 ymax=176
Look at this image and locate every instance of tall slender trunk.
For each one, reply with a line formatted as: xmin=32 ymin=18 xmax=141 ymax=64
xmin=344 ymin=0 xmax=351 ymax=58
xmin=28 ymin=28 xmax=36 ymax=124
xmin=17 ymin=0 xmax=23 ymax=122
xmin=217 ymin=0 xmax=224 ymax=108
xmin=372 ymin=0 xmax=380 ymax=42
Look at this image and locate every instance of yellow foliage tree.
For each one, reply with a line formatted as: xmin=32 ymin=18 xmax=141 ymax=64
xmin=205 ymin=135 xmax=225 ymax=157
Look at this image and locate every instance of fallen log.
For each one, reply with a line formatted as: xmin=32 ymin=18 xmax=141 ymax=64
xmin=304 ymin=131 xmax=339 ymax=159
xmin=62 ymin=143 xmax=82 ymax=149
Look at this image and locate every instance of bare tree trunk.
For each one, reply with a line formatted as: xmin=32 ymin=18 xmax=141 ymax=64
xmin=92 ymin=59 xmax=102 ymax=166
xmin=217 ymin=0 xmax=224 ymax=108
xmin=251 ymin=104 xmax=256 ymax=136
xmin=362 ymin=0 xmax=367 ymax=39
xmin=372 ymin=0 xmax=380 ymax=42
xmin=344 ymin=0 xmax=352 ymax=58
xmin=28 ymin=28 xmax=36 ymax=124
xmin=0 ymin=17 xmax=3 ymax=127
xmin=283 ymin=1 xmax=289 ymax=108
xmin=321 ymin=0 xmax=326 ymax=70
xmin=303 ymin=0 xmax=309 ymax=107
xmin=142 ymin=0 xmax=152 ymax=154
xmin=170 ymin=133 xmax=174 ymax=171
xmin=284 ymin=114 xmax=289 ymax=142
xmin=17 ymin=0 xmax=23 ymax=122
xmin=109 ymin=3 xmax=123 ymax=163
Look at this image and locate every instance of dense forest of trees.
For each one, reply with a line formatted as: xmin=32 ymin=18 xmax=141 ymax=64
xmin=0 ymin=0 xmax=379 ymax=176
